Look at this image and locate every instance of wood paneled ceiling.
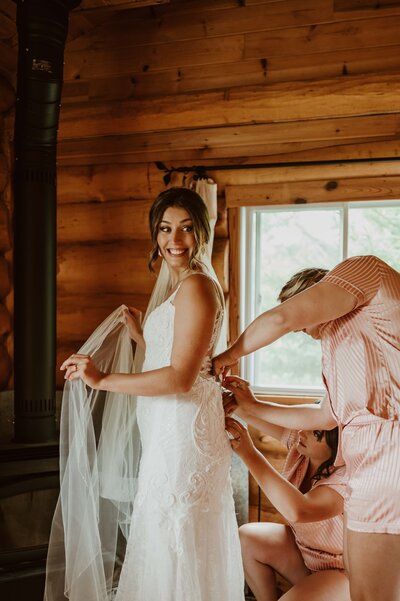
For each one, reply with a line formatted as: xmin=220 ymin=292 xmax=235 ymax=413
xmin=78 ymin=0 xmax=169 ymax=9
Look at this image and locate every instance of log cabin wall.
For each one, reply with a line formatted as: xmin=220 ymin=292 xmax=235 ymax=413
xmin=52 ymin=0 xmax=400 ymax=391
xmin=0 ymin=0 xmax=15 ymax=392
xmin=56 ymin=0 xmax=400 ymax=555
xmin=2 ymin=0 xmax=400 ymax=388
xmin=1 ymin=1 xmax=400 ymax=571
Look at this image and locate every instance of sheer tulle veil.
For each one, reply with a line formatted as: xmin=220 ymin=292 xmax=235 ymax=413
xmin=44 ymin=179 xmax=226 ymax=601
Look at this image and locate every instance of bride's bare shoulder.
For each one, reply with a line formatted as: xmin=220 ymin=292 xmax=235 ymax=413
xmin=175 ymin=273 xmax=219 ymax=311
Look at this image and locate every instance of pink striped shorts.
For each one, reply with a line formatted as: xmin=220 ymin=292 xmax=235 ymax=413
xmin=342 ymin=419 xmax=400 ymax=534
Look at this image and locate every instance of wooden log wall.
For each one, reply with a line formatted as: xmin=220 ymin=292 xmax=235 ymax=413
xmin=1 ymin=0 xmax=399 ymax=389
xmin=2 ymin=0 xmax=400 ymax=559
xmin=55 ymin=0 xmax=400 ymax=542
xmin=0 ymin=0 xmax=15 ymax=391
xmin=53 ymin=0 xmax=400 ymax=407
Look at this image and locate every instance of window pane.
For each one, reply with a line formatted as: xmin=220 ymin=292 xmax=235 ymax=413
xmin=348 ymin=205 xmax=400 ymax=269
xmin=253 ymin=209 xmax=342 ymax=390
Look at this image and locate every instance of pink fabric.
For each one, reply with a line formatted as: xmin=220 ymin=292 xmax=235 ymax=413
xmin=317 ymin=256 xmax=400 ymax=533
xmin=342 ymin=421 xmax=400 ymax=534
xmin=320 ymin=255 xmax=400 ymax=423
xmin=280 ymin=430 xmax=347 ymax=571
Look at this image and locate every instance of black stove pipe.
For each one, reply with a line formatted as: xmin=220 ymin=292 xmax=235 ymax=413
xmin=13 ymin=0 xmax=80 ymax=443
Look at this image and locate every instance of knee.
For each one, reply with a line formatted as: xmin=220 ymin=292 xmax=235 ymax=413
xmin=239 ymin=522 xmax=278 ymax=566
xmin=238 ymin=523 xmax=253 ymax=553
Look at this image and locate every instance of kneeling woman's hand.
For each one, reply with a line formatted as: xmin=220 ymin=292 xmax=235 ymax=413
xmin=222 ymin=390 xmax=237 ymax=416
xmin=222 ymin=376 xmax=257 ymax=415
xmin=225 ymin=417 xmax=256 ymax=459
xmin=60 ymin=353 xmax=105 ymax=390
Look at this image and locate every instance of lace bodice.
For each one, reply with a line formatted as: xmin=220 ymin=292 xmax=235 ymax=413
xmin=142 ymin=274 xmax=224 ymax=382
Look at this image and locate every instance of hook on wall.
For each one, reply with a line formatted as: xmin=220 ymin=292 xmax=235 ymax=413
xmin=155 ymin=162 xmax=208 ymax=185
xmin=155 ymin=155 xmax=400 ymax=185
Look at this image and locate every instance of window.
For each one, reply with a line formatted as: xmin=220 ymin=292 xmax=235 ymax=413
xmin=241 ymin=201 xmax=400 ymax=394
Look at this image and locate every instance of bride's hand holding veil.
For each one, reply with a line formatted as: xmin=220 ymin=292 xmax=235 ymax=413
xmin=60 ymin=353 xmax=105 ymax=389
xmin=122 ymin=306 xmax=145 ymax=349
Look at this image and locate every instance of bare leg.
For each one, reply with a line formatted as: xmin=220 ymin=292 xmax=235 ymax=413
xmin=346 ymin=529 xmax=400 ymax=601
xmin=280 ymin=570 xmax=350 ymax=601
xmin=239 ymin=522 xmax=310 ymax=601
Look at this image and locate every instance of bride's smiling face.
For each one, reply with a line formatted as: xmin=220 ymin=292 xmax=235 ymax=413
xmin=157 ymin=206 xmax=196 ymax=270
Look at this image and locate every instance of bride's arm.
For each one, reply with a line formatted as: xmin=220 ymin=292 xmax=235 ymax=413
xmin=62 ymin=275 xmax=219 ymax=396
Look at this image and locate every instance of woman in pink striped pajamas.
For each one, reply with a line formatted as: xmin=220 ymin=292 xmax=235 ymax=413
xmin=225 ymin=415 xmax=350 ymax=601
xmin=214 ymin=255 xmax=400 ymax=601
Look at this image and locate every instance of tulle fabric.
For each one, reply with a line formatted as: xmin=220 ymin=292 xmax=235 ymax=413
xmin=44 ymin=308 xmax=139 ymax=601
xmin=44 ymin=179 xmax=227 ymax=601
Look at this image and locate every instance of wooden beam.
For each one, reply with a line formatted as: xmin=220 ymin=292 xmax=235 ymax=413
xmin=77 ymin=0 xmax=169 ymax=10
xmin=0 ymin=39 xmax=16 ymax=83
xmin=217 ymin=159 xmax=400 ymax=188
xmin=59 ymin=73 xmax=400 ymax=139
xmin=0 ymin=202 xmax=11 ymax=252
xmin=57 ymin=157 xmax=400 ymax=203
xmin=0 ymin=343 xmax=11 ymax=389
xmin=226 ymin=175 xmax=400 ymax=208
xmin=56 ymin=138 xmax=400 ymax=167
xmin=244 ymin=14 xmax=400 ymax=59
xmin=64 ymin=34 xmax=244 ymax=80
xmin=0 ymin=0 xmax=16 ymax=22
xmin=208 ymin=159 xmax=400 ymax=200
xmin=334 ymin=0 xmax=400 ymax=13
xmin=57 ymin=163 xmax=163 ymax=202
xmin=57 ymin=238 xmax=229 ymax=295
xmin=63 ymin=14 xmax=400 ymax=81
xmin=57 ymin=239 xmax=155 ymax=295
xmin=0 ymin=256 xmax=11 ymax=298
xmin=0 ymin=75 xmax=14 ymax=112
xmin=57 ymin=292 xmax=150 ymax=341
xmin=0 ymin=2 xmax=16 ymax=42
xmin=228 ymin=207 xmax=240 ymax=350
xmin=57 ymin=114 xmax=400 ymax=164
xmin=61 ymin=45 xmax=400 ymax=102
xmin=57 ymin=197 xmax=228 ymax=242
xmin=0 ymin=302 xmax=11 ymax=337
xmin=68 ymin=0 xmax=332 ymax=53
xmin=0 ymin=153 xmax=9 ymax=193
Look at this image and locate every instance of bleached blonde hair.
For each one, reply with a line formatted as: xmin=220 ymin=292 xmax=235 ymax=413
xmin=278 ymin=267 xmax=328 ymax=303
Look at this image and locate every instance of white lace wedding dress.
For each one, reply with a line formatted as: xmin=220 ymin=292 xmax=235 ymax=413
xmin=115 ymin=283 xmax=245 ymax=601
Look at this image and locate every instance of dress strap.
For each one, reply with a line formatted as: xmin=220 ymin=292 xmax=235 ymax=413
xmin=169 ymin=272 xmax=222 ymax=305
xmin=168 ymin=282 xmax=183 ymax=303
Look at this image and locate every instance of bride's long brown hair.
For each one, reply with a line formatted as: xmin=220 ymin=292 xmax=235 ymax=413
xmin=148 ymin=187 xmax=211 ymax=272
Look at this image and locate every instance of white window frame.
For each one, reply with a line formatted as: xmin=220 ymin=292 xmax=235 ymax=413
xmin=240 ymin=199 xmax=400 ymax=396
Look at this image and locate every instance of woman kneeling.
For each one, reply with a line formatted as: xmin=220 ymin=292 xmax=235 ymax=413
xmin=226 ymin=412 xmax=350 ymax=601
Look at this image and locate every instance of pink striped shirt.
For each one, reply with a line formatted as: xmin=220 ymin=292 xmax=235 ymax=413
xmin=281 ymin=429 xmax=346 ymax=571
xmin=320 ymin=255 xmax=400 ymax=424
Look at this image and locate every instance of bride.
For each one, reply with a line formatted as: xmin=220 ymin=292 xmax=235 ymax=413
xmin=45 ymin=186 xmax=244 ymax=601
